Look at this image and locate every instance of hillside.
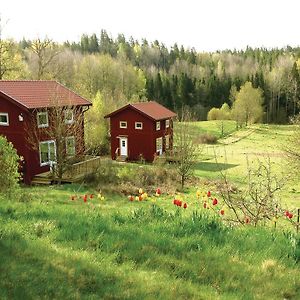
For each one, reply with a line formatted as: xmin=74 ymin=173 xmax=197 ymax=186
xmin=1 ymin=123 xmax=300 ymax=299
xmin=1 ymin=186 xmax=300 ymax=299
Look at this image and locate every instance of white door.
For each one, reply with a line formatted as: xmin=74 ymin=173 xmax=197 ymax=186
xmin=120 ymin=137 xmax=128 ymax=156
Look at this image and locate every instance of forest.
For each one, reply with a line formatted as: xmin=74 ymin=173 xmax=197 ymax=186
xmin=1 ymin=29 xmax=300 ymax=125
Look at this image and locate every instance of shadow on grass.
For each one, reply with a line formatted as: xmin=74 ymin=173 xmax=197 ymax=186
xmin=194 ymin=161 xmax=239 ymax=172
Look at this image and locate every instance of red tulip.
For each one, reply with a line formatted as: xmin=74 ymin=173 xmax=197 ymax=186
xmin=285 ymin=211 xmax=290 ymax=217
xmin=156 ymin=188 xmax=161 ymax=195
xmin=139 ymin=195 xmax=143 ymax=201
xmin=212 ymin=198 xmax=218 ymax=206
xmin=128 ymin=195 xmax=134 ymax=201
xmin=90 ymin=194 xmax=94 ymax=199
xmin=288 ymin=213 xmax=293 ymax=219
xmin=173 ymin=199 xmax=178 ymax=205
xmin=220 ymin=209 xmax=225 ymax=215
xmin=207 ymin=191 xmax=211 ymax=197
xmin=245 ymin=217 xmax=250 ymax=224
xmin=178 ymin=200 xmax=182 ymax=207
xmin=83 ymin=195 xmax=87 ymax=203
xmin=203 ymin=201 xmax=207 ymax=209
xmin=183 ymin=203 xmax=187 ymax=209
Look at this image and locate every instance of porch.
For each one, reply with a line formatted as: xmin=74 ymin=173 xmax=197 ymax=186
xmin=32 ymin=156 xmax=101 ymax=185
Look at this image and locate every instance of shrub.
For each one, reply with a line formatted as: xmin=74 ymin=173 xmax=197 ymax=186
xmin=198 ymin=133 xmax=218 ymax=144
xmin=0 ymin=136 xmax=20 ymax=197
xmin=86 ymin=160 xmax=178 ymax=194
xmin=207 ymin=107 xmax=220 ymax=120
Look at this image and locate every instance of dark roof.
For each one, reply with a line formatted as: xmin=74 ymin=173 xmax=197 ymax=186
xmin=0 ymin=80 xmax=91 ymax=109
xmin=104 ymin=101 xmax=176 ymax=121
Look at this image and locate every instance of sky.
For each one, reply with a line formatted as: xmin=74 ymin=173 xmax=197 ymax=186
xmin=1 ymin=0 xmax=299 ymax=52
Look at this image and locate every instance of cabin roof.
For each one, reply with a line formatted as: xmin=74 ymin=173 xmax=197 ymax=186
xmin=104 ymin=101 xmax=176 ymax=121
xmin=0 ymin=80 xmax=91 ymax=109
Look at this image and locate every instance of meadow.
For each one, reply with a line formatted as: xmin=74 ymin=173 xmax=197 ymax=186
xmin=1 ymin=121 xmax=300 ymax=299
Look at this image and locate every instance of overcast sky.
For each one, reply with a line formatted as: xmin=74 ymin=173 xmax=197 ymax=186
xmin=1 ymin=0 xmax=299 ymax=51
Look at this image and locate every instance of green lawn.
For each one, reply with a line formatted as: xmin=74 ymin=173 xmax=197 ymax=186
xmin=1 ymin=186 xmax=300 ymax=299
xmin=1 ymin=121 xmax=300 ymax=299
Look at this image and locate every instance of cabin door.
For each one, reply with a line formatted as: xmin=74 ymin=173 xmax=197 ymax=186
xmin=120 ymin=137 xmax=128 ymax=157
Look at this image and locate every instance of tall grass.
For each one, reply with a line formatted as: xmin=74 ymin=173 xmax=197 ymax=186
xmin=1 ymin=188 xmax=300 ymax=299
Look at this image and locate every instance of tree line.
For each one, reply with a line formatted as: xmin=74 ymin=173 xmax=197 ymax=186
xmin=1 ymin=29 xmax=300 ymax=126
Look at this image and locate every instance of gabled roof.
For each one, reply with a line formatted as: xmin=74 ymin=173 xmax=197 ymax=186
xmin=104 ymin=101 xmax=177 ymax=121
xmin=0 ymin=80 xmax=91 ymax=110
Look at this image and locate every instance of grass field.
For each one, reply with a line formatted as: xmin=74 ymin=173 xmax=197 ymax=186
xmin=1 ymin=121 xmax=300 ymax=299
xmin=1 ymin=186 xmax=300 ymax=299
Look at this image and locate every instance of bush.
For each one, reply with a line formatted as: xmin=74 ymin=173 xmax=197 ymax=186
xmin=0 ymin=136 xmax=20 ymax=197
xmin=198 ymin=133 xmax=218 ymax=144
xmin=207 ymin=107 xmax=220 ymax=120
xmin=86 ymin=160 xmax=178 ymax=194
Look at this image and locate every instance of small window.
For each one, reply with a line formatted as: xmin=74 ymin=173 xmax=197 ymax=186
xmin=120 ymin=121 xmax=127 ymax=129
xmin=66 ymin=136 xmax=76 ymax=156
xmin=37 ymin=111 xmax=49 ymax=128
xmin=39 ymin=140 xmax=56 ymax=166
xmin=166 ymin=119 xmax=170 ymax=128
xmin=65 ymin=110 xmax=74 ymax=124
xmin=156 ymin=121 xmax=160 ymax=131
xmin=156 ymin=137 xmax=163 ymax=154
xmin=135 ymin=122 xmax=143 ymax=130
xmin=0 ymin=113 xmax=9 ymax=126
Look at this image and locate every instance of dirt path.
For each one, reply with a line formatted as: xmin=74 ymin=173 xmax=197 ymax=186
xmin=219 ymin=128 xmax=256 ymax=145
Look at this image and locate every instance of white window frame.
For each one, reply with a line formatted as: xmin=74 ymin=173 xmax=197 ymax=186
xmin=165 ymin=119 xmax=170 ymax=128
xmin=64 ymin=109 xmax=74 ymax=124
xmin=37 ymin=111 xmax=49 ymax=128
xmin=135 ymin=122 xmax=143 ymax=130
xmin=0 ymin=113 xmax=9 ymax=126
xmin=39 ymin=140 xmax=56 ymax=167
xmin=156 ymin=137 xmax=163 ymax=155
xmin=65 ymin=136 xmax=76 ymax=157
xmin=156 ymin=121 xmax=161 ymax=131
xmin=120 ymin=121 xmax=127 ymax=129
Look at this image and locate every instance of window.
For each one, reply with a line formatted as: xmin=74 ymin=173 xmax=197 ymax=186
xmin=39 ymin=140 xmax=56 ymax=166
xmin=0 ymin=113 xmax=9 ymax=126
xmin=120 ymin=121 xmax=127 ymax=129
xmin=66 ymin=136 xmax=76 ymax=156
xmin=156 ymin=121 xmax=160 ymax=131
xmin=165 ymin=119 xmax=170 ymax=128
xmin=37 ymin=111 xmax=49 ymax=128
xmin=156 ymin=137 xmax=163 ymax=155
xmin=65 ymin=110 xmax=74 ymax=124
xmin=135 ymin=122 xmax=143 ymax=130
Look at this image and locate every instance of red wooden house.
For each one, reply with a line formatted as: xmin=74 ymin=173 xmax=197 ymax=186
xmin=104 ymin=101 xmax=176 ymax=162
xmin=0 ymin=80 xmax=91 ymax=184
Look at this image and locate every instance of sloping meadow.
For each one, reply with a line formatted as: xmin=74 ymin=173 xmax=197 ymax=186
xmin=1 ymin=189 xmax=300 ymax=299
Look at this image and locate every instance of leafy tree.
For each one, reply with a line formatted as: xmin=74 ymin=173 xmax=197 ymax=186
xmin=231 ymin=81 xmax=264 ymax=126
xmin=0 ymin=136 xmax=20 ymax=196
xmin=85 ymin=92 xmax=109 ymax=155
xmin=207 ymin=107 xmax=221 ymax=120
xmin=0 ymin=18 xmax=27 ymax=79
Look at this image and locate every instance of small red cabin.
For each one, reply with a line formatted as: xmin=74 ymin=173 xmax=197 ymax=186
xmin=0 ymin=80 xmax=91 ymax=184
xmin=104 ymin=101 xmax=176 ymax=162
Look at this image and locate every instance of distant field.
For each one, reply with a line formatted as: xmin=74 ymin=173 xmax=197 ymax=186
xmin=187 ymin=121 xmax=300 ymax=207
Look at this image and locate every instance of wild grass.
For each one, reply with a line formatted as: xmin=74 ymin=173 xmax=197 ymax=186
xmin=1 ymin=188 xmax=300 ymax=299
xmin=1 ymin=122 xmax=300 ymax=299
